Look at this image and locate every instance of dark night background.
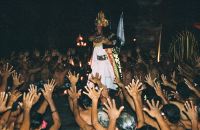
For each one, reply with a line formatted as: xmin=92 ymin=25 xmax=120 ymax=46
xmin=0 ymin=0 xmax=200 ymax=56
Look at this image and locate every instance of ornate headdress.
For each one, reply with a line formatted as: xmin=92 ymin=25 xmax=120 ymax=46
xmin=95 ymin=11 xmax=109 ymax=27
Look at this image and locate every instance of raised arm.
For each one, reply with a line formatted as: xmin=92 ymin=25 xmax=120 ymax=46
xmin=184 ymin=101 xmax=198 ymax=130
xmin=161 ymin=74 xmax=176 ymax=90
xmin=83 ymin=86 xmax=106 ymax=130
xmin=20 ymin=92 xmax=35 ymax=130
xmin=42 ymin=79 xmax=61 ymax=130
xmin=143 ymin=99 xmax=170 ymax=130
xmin=104 ymin=98 xmax=124 ymax=130
xmin=66 ymin=71 xmax=79 ymax=111
xmin=184 ymin=78 xmax=200 ymax=97
xmin=125 ymin=79 xmax=144 ymax=128
xmin=11 ymin=72 xmax=24 ymax=91
xmin=68 ymin=86 xmax=90 ymax=129
xmin=0 ymin=90 xmax=21 ymax=127
xmin=114 ymin=78 xmax=136 ymax=110
xmin=153 ymin=81 xmax=169 ymax=104
xmin=0 ymin=63 xmax=14 ymax=92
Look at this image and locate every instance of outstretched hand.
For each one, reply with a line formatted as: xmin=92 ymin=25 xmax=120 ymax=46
xmin=68 ymin=86 xmax=81 ymax=101
xmin=125 ymin=79 xmax=143 ymax=98
xmin=22 ymin=92 xmax=35 ymax=111
xmin=42 ymin=79 xmax=56 ymax=102
xmin=143 ymin=99 xmax=162 ymax=118
xmin=0 ymin=63 xmax=15 ymax=78
xmin=28 ymin=84 xmax=41 ymax=105
xmin=12 ymin=72 xmax=24 ymax=87
xmin=66 ymin=71 xmax=79 ymax=85
xmin=161 ymin=74 xmax=169 ymax=86
xmin=0 ymin=92 xmax=11 ymax=113
xmin=89 ymin=73 xmax=101 ymax=84
xmin=145 ymin=73 xmax=155 ymax=87
xmin=103 ymin=98 xmax=124 ymax=120
xmin=184 ymin=101 xmax=198 ymax=121
xmin=114 ymin=78 xmax=124 ymax=88
xmin=83 ymin=86 xmax=103 ymax=101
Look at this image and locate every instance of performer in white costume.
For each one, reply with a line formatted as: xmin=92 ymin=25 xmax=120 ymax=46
xmin=88 ymin=11 xmax=122 ymax=90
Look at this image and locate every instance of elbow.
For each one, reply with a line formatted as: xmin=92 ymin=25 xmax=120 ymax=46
xmin=54 ymin=121 xmax=61 ymax=129
xmin=57 ymin=122 xmax=61 ymax=128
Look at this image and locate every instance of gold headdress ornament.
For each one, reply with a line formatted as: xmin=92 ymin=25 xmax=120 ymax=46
xmin=95 ymin=11 xmax=109 ymax=27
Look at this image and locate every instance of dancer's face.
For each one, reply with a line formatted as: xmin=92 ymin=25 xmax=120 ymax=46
xmin=96 ymin=25 xmax=102 ymax=34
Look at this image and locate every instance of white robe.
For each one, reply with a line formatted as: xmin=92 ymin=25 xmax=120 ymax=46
xmin=88 ymin=44 xmax=117 ymax=90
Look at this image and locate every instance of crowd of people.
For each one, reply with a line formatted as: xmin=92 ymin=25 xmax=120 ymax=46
xmin=0 ymin=45 xmax=199 ymax=130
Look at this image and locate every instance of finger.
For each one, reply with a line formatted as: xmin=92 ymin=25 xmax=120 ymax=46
xmin=119 ymin=106 xmax=124 ymax=113
xmin=146 ymin=100 xmax=152 ymax=108
xmin=107 ymin=98 xmax=112 ymax=108
xmin=104 ymin=102 xmax=110 ymax=110
xmin=143 ymin=107 xmax=150 ymax=113
xmin=112 ymin=99 xmax=116 ymax=108
xmin=102 ymin=107 xmax=108 ymax=113
xmin=156 ymin=100 xmax=160 ymax=108
xmin=151 ymin=99 xmax=155 ymax=107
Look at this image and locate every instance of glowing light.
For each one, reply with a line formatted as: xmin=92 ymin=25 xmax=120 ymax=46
xmin=88 ymin=60 xmax=91 ymax=66
xmin=64 ymin=90 xmax=67 ymax=94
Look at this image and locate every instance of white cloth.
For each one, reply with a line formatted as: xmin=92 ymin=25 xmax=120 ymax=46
xmin=88 ymin=44 xmax=117 ymax=90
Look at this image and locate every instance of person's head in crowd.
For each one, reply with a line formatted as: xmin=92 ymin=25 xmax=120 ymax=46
xmin=150 ymin=66 xmax=159 ymax=80
xmin=142 ymin=85 xmax=156 ymax=101
xmin=78 ymin=93 xmax=92 ymax=110
xmin=117 ymin=112 xmax=136 ymax=130
xmin=149 ymin=49 xmax=156 ymax=59
xmin=194 ymin=99 xmax=200 ymax=118
xmin=176 ymin=82 xmax=193 ymax=100
xmin=161 ymin=104 xmax=181 ymax=124
xmin=30 ymin=112 xmax=43 ymax=130
xmin=136 ymin=125 xmax=157 ymax=130
xmin=98 ymin=109 xmax=109 ymax=128
xmin=193 ymin=75 xmax=200 ymax=89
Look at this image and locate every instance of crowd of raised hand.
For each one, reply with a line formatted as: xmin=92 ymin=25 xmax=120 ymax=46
xmin=0 ymin=47 xmax=200 ymax=130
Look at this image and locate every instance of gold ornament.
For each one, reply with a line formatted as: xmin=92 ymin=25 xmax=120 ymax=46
xmin=95 ymin=11 xmax=109 ymax=27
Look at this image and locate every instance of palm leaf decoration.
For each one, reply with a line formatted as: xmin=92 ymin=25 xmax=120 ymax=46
xmin=169 ymin=31 xmax=199 ymax=62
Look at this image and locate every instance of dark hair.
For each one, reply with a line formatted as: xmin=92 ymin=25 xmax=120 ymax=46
xmin=193 ymin=75 xmax=200 ymax=89
xmin=195 ymin=99 xmax=200 ymax=117
xmin=117 ymin=112 xmax=136 ymax=130
xmin=176 ymin=82 xmax=192 ymax=100
xmin=136 ymin=125 xmax=157 ymax=130
xmin=31 ymin=112 xmax=43 ymax=129
xmin=78 ymin=93 xmax=92 ymax=110
xmin=161 ymin=104 xmax=180 ymax=124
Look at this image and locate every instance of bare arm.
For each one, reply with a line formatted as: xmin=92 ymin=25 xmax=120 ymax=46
xmin=42 ymin=79 xmax=61 ymax=130
xmin=49 ymin=99 xmax=61 ymax=130
xmin=37 ymin=100 xmax=48 ymax=114
xmin=20 ymin=92 xmax=35 ymax=130
xmin=143 ymin=100 xmax=170 ymax=130
xmin=91 ymin=99 xmax=106 ymax=130
xmin=125 ymin=79 xmax=144 ymax=128
xmin=0 ymin=63 xmax=14 ymax=92
xmin=83 ymin=86 xmax=106 ymax=130
xmin=105 ymin=99 xmax=124 ymax=130
xmin=73 ymin=99 xmax=90 ymax=129
xmin=114 ymin=78 xmax=135 ymax=110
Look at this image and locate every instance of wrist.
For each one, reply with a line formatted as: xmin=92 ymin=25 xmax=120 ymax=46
xmin=72 ymin=98 xmax=78 ymax=102
xmin=92 ymin=99 xmax=98 ymax=103
xmin=24 ymin=108 xmax=31 ymax=112
xmin=154 ymin=113 xmax=163 ymax=119
xmin=46 ymin=98 xmax=53 ymax=104
xmin=70 ymin=83 xmax=77 ymax=86
xmin=191 ymin=117 xmax=198 ymax=123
